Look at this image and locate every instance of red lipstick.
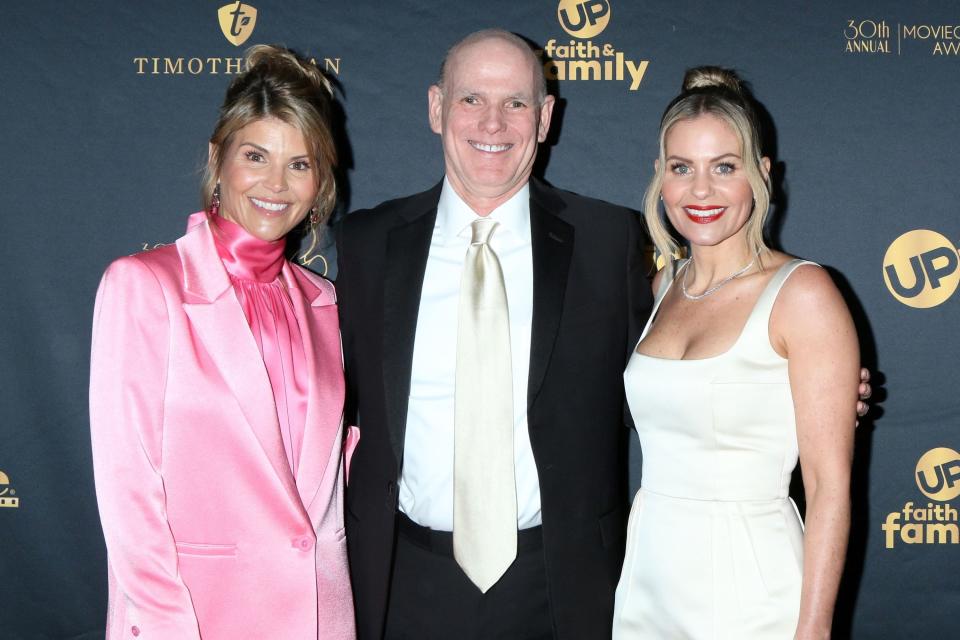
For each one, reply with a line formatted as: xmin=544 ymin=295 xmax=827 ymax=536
xmin=684 ymin=205 xmax=726 ymax=225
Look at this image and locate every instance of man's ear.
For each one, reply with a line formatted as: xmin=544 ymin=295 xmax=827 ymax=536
xmin=537 ymin=95 xmax=556 ymax=143
xmin=428 ymin=85 xmax=443 ymax=135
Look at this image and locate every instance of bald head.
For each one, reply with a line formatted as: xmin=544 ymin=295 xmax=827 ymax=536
xmin=427 ymin=28 xmax=556 ymax=215
xmin=438 ymin=29 xmax=548 ymax=105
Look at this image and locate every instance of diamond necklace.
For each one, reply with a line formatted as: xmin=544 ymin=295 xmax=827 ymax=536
xmin=680 ymin=256 xmax=755 ymax=301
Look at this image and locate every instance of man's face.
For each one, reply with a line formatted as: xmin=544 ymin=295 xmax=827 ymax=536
xmin=428 ymin=37 xmax=554 ymax=215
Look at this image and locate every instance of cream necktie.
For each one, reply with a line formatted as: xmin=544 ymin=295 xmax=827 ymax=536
xmin=453 ymin=217 xmax=517 ymax=593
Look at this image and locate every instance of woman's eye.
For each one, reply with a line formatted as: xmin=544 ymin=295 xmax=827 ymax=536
xmin=670 ymin=163 xmax=690 ymax=176
xmin=244 ymin=151 xmax=264 ymax=162
xmin=715 ymin=162 xmax=736 ymax=175
xmin=290 ymin=160 xmax=311 ymax=171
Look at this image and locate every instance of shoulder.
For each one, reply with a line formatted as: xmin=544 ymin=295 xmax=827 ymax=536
xmin=342 ymin=182 xmax=443 ymax=234
xmin=101 ymin=243 xmax=180 ymax=288
xmin=535 ymin=179 xmax=636 ymax=219
xmin=773 ymin=255 xmax=839 ymax=311
xmin=533 ymin=181 xmax=641 ymax=250
xmin=289 ymin=261 xmax=337 ymax=303
xmin=770 ymin=254 xmax=852 ymax=347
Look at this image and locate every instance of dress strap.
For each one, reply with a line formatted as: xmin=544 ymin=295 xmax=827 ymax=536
xmin=658 ymin=259 xmax=687 ymax=300
xmin=738 ymin=258 xmax=819 ymax=354
xmin=637 ymin=259 xmax=687 ymax=343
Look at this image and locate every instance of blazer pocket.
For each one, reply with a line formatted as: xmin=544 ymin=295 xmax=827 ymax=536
xmin=175 ymin=541 xmax=238 ymax=557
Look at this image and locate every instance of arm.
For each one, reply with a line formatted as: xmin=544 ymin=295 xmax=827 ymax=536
xmin=89 ymin=257 xmax=201 ymax=639
xmin=772 ymin=265 xmax=858 ymax=640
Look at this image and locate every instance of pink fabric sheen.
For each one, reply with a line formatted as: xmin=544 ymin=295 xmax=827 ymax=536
xmin=211 ymin=214 xmax=308 ymax=476
xmin=89 ymin=213 xmax=355 ymax=639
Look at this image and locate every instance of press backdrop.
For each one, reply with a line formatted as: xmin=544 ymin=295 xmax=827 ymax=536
xmin=2 ymin=1 xmax=958 ymax=638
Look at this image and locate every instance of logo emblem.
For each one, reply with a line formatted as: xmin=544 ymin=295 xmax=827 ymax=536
xmin=883 ymin=229 xmax=959 ymax=308
xmin=916 ymin=447 xmax=960 ymax=502
xmin=218 ymin=2 xmax=258 ymax=47
xmin=882 ymin=448 xmax=960 ymax=548
xmin=557 ymin=0 xmax=611 ymax=39
xmin=0 ymin=470 xmax=19 ymax=508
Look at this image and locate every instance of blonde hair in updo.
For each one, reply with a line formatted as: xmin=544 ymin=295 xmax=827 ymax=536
xmin=202 ymin=44 xmax=338 ymax=265
xmin=643 ymin=66 xmax=771 ymax=277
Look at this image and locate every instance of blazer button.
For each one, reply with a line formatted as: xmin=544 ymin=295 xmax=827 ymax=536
xmin=292 ymin=536 xmax=314 ymax=551
xmin=130 ymin=626 xmax=141 ymax=637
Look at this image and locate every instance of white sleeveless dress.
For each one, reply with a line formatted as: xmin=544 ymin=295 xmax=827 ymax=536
xmin=612 ymin=259 xmax=813 ymax=639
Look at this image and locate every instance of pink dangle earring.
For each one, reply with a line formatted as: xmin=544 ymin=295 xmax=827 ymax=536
xmin=210 ymin=182 xmax=221 ymax=218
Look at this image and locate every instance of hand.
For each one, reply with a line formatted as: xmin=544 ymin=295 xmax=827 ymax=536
xmin=856 ymin=367 xmax=871 ymax=424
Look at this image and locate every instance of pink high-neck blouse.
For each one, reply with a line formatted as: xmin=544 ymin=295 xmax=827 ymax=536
xmin=210 ymin=213 xmax=308 ymax=476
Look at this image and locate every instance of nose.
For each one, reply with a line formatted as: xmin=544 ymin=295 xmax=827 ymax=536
xmin=265 ymin=163 xmax=288 ymax=192
xmin=479 ymin=104 xmax=506 ymax=134
xmin=691 ymin=169 xmax=712 ymax=199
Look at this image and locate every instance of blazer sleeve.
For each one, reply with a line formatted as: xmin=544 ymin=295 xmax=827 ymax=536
xmin=89 ymin=256 xmax=201 ymax=639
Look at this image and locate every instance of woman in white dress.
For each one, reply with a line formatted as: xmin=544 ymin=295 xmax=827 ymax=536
xmin=612 ymin=67 xmax=859 ymax=639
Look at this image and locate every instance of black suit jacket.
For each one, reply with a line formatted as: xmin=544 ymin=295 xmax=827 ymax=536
xmin=336 ymin=179 xmax=651 ymax=639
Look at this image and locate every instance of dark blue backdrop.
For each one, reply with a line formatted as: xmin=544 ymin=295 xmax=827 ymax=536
xmin=2 ymin=2 xmax=958 ymax=637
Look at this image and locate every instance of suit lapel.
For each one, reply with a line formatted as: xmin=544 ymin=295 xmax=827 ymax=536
xmin=381 ymin=191 xmax=439 ymax=466
xmin=286 ymin=265 xmax=345 ymax=516
xmin=178 ymin=218 xmax=301 ymax=508
xmin=527 ymin=181 xmax=574 ymax=410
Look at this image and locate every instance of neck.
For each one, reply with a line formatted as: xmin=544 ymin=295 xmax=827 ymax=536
xmin=446 ymin=175 xmax=530 ymax=217
xmin=687 ymin=242 xmax=756 ymax=286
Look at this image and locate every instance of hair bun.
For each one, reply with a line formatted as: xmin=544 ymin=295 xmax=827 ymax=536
xmin=681 ymin=66 xmax=743 ymax=95
xmin=244 ymin=44 xmax=334 ymax=97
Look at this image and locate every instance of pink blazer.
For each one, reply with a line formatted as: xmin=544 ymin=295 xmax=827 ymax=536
xmin=89 ymin=214 xmax=357 ymax=639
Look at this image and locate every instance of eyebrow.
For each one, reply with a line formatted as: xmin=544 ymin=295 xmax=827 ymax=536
xmin=666 ymin=153 xmax=742 ymax=163
xmin=455 ymin=88 xmax=533 ymax=101
xmin=238 ymin=141 xmax=310 ymax=159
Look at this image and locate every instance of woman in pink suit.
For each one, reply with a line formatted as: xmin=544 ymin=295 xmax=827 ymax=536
xmin=89 ymin=45 xmax=357 ymax=639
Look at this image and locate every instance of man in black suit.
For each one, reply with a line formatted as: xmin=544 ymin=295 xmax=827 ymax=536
xmin=337 ymin=28 xmax=650 ymax=639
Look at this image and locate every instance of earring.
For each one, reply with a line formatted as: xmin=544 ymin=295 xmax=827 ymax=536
xmin=309 ymin=208 xmax=320 ymax=226
xmin=211 ymin=182 xmax=221 ymax=218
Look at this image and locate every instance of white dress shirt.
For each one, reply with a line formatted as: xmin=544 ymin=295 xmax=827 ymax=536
xmin=398 ymin=178 xmax=540 ymax=531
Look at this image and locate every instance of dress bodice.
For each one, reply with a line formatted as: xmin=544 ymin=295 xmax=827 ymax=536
xmin=625 ymin=259 xmax=814 ymax=502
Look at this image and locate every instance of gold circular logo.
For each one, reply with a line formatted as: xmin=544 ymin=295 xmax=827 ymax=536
xmin=883 ymin=229 xmax=959 ymax=308
xmin=557 ymin=0 xmax=611 ymax=39
xmin=915 ymin=447 xmax=960 ymax=501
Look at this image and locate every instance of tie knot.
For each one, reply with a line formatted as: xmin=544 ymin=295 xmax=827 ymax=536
xmin=470 ymin=218 xmax=498 ymax=245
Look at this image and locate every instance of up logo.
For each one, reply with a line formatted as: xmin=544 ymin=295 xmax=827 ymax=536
xmin=218 ymin=1 xmax=258 ymax=47
xmin=916 ymin=447 xmax=960 ymax=502
xmin=558 ymin=0 xmax=611 ymax=39
xmin=881 ymin=447 xmax=960 ymax=548
xmin=883 ymin=229 xmax=959 ymax=308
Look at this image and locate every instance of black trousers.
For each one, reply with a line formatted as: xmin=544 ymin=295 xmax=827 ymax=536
xmin=384 ymin=514 xmax=555 ymax=640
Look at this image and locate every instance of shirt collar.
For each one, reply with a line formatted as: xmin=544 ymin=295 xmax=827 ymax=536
xmin=437 ymin=177 xmax=531 ymax=244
